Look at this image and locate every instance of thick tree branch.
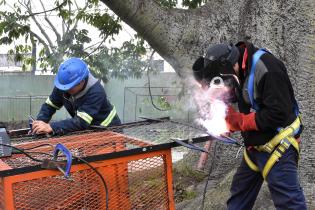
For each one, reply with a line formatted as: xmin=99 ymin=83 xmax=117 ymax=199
xmin=100 ymin=0 xmax=188 ymax=75
xmin=23 ymin=0 xmax=67 ymax=18
xmin=29 ymin=31 xmax=51 ymax=57
xmin=100 ymin=0 xmax=240 ymax=77
xmin=7 ymin=15 xmax=52 ymax=56
xmin=39 ymin=0 xmax=61 ymax=44
xmin=24 ymin=1 xmax=55 ymax=52
xmin=85 ymin=35 xmax=108 ymax=58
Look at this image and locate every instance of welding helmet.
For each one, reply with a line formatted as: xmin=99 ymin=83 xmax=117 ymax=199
xmin=203 ymin=43 xmax=239 ymax=68
xmin=54 ymin=57 xmax=90 ymax=91
xmin=192 ymin=43 xmax=240 ymax=103
xmin=192 ymin=44 xmax=239 ymax=85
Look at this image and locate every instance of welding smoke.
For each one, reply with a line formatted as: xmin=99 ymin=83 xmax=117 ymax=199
xmin=190 ymin=76 xmax=229 ymax=136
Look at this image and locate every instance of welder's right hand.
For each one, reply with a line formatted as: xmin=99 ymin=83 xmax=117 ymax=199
xmin=225 ymin=106 xmax=258 ymax=132
xmin=32 ymin=120 xmax=53 ymax=135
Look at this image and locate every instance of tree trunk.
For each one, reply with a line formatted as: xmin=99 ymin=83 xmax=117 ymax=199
xmin=101 ymin=0 xmax=315 ymax=205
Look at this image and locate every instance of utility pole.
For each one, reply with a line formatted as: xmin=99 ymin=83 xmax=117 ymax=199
xmin=30 ymin=35 xmax=37 ymax=75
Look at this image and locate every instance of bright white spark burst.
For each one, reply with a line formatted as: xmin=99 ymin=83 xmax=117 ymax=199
xmin=192 ymin=79 xmax=229 ymax=136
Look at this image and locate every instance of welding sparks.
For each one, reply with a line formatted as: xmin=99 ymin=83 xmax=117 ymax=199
xmin=190 ymin=77 xmax=229 ymax=136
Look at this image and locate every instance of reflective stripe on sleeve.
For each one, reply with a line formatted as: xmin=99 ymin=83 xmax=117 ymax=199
xmin=45 ymin=97 xmax=61 ymax=110
xmin=77 ymin=111 xmax=93 ymax=124
xmin=101 ymin=106 xmax=117 ymax=127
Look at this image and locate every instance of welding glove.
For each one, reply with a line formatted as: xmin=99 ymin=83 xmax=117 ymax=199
xmin=225 ymin=106 xmax=258 ymax=132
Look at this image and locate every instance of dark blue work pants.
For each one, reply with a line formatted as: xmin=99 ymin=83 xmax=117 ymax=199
xmin=227 ymin=146 xmax=307 ymax=210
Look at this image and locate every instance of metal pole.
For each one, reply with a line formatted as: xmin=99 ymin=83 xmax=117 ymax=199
xmin=123 ymin=87 xmax=126 ymax=123
xmin=29 ymin=95 xmax=32 ymax=116
xmin=135 ymin=95 xmax=138 ymax=121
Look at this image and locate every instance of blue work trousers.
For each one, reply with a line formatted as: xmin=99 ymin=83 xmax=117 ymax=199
xmin=227 ymin=146 xmax=307 ymax=210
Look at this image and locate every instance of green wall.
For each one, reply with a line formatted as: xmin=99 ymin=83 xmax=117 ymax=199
xmin=0 ymin=73 xmax=191 ymax=123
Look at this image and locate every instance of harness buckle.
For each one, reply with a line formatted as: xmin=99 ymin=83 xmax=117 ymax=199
xmin=280 ymin=138 xmax=291 ymax=149
xmin=262 ymin=144 xmax=274 ymax=153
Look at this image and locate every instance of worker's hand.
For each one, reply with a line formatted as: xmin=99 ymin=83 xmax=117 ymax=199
xmin=32 ymin=120 xmax=53 ymax=134
xmin=225 ymin=106 xmax=258 ymax=132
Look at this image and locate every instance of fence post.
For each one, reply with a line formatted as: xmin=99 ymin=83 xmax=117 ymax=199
xmin=29 ymin=95 xmax=32 ymax=116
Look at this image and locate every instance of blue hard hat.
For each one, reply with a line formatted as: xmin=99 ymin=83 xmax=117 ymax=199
xmin=54 ymin=57 xmax=90 ymax=91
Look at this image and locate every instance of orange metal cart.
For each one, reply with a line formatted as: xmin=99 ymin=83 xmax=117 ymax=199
xmin=0 ymin=131 xmax=175 ymax=210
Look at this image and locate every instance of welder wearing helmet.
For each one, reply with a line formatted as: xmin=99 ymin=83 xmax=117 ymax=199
xmin=192 ymin=41 xmax=306 ymax=210
xmin=32 ymin=57 xmax=121 ymax=135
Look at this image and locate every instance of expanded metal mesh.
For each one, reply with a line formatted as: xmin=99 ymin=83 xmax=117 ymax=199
xmin=11 ymin=120 xmax=207 ymax=145
xmin=0 ymin=129 xmax=173 ymax=209
xmin=12 ymin=169 xmax=106 ymax=210
xmin=3 ymin=131 xmax=151 ymax=169
xmin=118 ymin=121 xmax=207 ymax=144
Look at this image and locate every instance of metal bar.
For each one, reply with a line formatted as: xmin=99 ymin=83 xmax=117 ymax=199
xmin=9 ymin=118 xmax=167 ymax=139
xmin=123 ymin=86 xmax=126 ymax=122
xmin=164 ymin=149 xmax=175 ymax=210
xmin=135 ymin=95 xmax=138 ymax=121
xmin=29 ymin=95 xmax=32 ymax=116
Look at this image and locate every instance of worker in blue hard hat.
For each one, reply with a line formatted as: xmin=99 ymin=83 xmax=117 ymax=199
xmin=32 ymin=57 xmax=121 ymax=135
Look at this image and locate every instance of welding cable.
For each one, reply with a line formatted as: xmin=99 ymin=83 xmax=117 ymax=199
xmin=22 ymin=143 xmax=54 ymax=151
xmin=18 ymin=148 xmax=110 ymax=210
xmin=200 ymin=142 xmax=218 ymax=210
xmin=72 ymin=155 xmax=109 ymax=210
xmin=0 ymin=143 xmax=44 ymax=162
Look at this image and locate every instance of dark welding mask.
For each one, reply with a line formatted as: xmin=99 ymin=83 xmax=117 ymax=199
xmin=192 ymin=43 xmax=240 ymax=103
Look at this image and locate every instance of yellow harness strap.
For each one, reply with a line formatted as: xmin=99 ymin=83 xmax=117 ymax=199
xmin=243 ymin=149 xmax=260 ymax=172
xmin=243 ymin=117 xmax=301 ymax=179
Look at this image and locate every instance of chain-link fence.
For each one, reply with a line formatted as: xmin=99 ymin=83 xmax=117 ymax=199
xmin=123 ymin=86 xmax=196 ymax=123
xmin=0 ymin=96 xmax=69 ymax=122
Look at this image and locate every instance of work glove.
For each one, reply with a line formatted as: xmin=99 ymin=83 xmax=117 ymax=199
xmin=225 ymin=106 xmax=258 ymax=132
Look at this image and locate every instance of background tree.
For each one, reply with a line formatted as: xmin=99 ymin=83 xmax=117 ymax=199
xmin=0 ymin=0 xmax=149 ymax=81
xmin=100 ymin=0 xmax=315 ymax=206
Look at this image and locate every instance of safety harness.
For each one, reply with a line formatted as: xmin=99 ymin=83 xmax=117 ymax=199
xmin=243 ymin=49 xmax=301 ymax=179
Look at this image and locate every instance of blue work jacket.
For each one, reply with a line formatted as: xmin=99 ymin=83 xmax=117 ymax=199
xmin=37 ymin=74 xmax=121 ymax=135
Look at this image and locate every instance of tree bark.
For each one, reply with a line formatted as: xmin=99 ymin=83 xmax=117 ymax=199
xmin=101 ymin=0 xmax=315 ymax=205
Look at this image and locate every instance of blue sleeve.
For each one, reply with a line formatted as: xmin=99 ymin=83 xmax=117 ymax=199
xmin=36 ymin=87 xmax=63 ymax=123
xmin=50 ymin=89 xmax=107 ymax=135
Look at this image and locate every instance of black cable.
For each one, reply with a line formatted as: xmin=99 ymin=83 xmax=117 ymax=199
xmin=22 ymin=143 xmax=54 ymax=151
xmin=2 ymin=143 xmax=110 ymax=210
xmin=73 ymin=155 xmax=109 ymax=210
xmin=200 ymin=142 xmax=218 ymax=210
xmin=0 ymin=143 xmax=44 ymax=162
xmin=146 ymin=50 xmax=171 ymax=111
